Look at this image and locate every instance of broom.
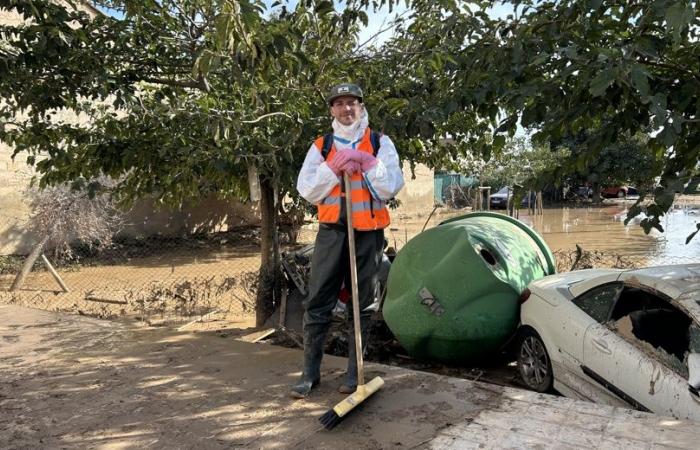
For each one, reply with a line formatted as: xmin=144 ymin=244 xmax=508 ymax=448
xmin=319 ymin=173 xmax=385 ymax=430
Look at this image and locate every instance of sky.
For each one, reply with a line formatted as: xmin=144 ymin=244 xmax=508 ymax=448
xmin=357 ymin=1 xmax=515 ymax=45
xmin=97 ymin=1 xmax=517 ymax=46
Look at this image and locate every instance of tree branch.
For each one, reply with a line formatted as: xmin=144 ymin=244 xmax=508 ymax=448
xmin=140 ymin=76 xmax=207 ymax=90
xmin=639 ymin=58 xmax=700 ymax=83
xmin=241 ymin=112 xmax=292 ymax=123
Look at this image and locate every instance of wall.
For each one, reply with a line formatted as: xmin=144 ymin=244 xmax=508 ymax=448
xmin=0 ymin=144 xmax=38 ymax=254
xmin=393 ymin=162 xmax=435 ymax=215
xmin=121 ymin=197 xmax=260 ymax=238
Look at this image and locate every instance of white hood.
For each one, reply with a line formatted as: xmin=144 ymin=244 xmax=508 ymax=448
xmin=331 ymin=108 xmax=369 ymax=141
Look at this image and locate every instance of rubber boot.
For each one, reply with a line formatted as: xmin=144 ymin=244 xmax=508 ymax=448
xmin=338 ymin=318 xmax=370 ymax=394
xmin=290 ymin=324 xmax=327 ymax=399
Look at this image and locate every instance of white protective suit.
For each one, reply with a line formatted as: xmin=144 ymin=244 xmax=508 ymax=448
xmin=296 ymin=109 xmax=405 ymax=204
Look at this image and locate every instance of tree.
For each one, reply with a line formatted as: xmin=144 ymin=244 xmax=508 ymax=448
xmin=555 ymin=131 xmax=662 ymax=202
xmin=4 ymin=0 xmax=699 ymax=327
xmin=0 ymin=0 xmax=403 ymax=324
xmin=467 ymin=137 xmax=569 ymax=193
xmin=25 ymin=177 xmax=125 ymax=261
xmin=373 ymin=0 xmax=700 ymax=237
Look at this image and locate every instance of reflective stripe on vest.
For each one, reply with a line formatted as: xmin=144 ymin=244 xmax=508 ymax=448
xmin=314 ymin=128 xmax=391 ymax=231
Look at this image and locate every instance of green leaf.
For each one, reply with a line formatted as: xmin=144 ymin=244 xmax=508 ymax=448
xmin=661 ymin=125 xmax=678 ymax=149
xmin=589 ymin=68 xmax=616 ymax=97
xmin=634 ymin=36 xmax=659 ymax=58
xmin=385 ymin=98 xmax=409 ymax=114
xmin=492 ymin=135 xmax=506 ymax=151
xmin=315 ymin=1 xmax=334 ymax=16
xmin=630 ymin=65 xmax=650 ymax=96
xmin=655 ymin=189 xmax=676 ymax=210
xmin=665 ymin=1 xmax=695 ymax=42
xmin=650 ymin=93 xmax=668 ymax=126
xmin=193 ymin=51 xmax=212 ymax=77
xmin=587 ymin=0 xmax=603 ymax=10
xmin=358 ymin=11 xmax=369 ymax=27
xmin=521 ymin=104 xmax=538 ymax=127
xmin=530 ymin=54 xmax=549 ymax=65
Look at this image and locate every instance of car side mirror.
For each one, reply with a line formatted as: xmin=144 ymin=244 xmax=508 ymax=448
xmin=688 ymin=353 xmax=700 ymax=390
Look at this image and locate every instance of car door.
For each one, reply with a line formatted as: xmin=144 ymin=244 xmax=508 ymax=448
xmin=583 ymin=289 xmax=700 ymax=419
xmin=583 ymin=322 xmax=659 ymax=412
xmin=624 ymin=321 xmax=700 ymax=421
xmin=681 ymin=323 xmax=700 ymax=421
xmin=566 ymin=282 xmax=626 ymax=404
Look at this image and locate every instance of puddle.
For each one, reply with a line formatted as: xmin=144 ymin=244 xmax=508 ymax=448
xmin=390 ymin=200 xmax=699 ymax=266
xmin=520 ymin=203 xmax=699 ymax=265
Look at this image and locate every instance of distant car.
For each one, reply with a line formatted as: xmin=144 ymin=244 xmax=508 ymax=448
xmin=565 ymin=186 xmax=592 ymax=201
xmin=489 ymin=187 xmax=536 ymax=209
xmin=517 ymin=264 xmax=700 ymax=421
xmin=601 ymin=186 xmax=631 ymax=198
xmin=576 ymin=186 xmax=593 ymax=198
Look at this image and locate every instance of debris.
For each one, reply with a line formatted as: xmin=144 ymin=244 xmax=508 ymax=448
xmin=177 ymin=309 xmax=221 ymax=331
xmin=238 ymin=328 xmax=276 ymax=343
xmin=85 ymin=295 xmax=128 ymax=305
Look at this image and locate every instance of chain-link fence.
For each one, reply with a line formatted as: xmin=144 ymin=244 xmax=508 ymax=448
xmin=2 ymin=205 xmax=699 ymax=326
xmin=0 ymin=227 xmax=264 ymax=326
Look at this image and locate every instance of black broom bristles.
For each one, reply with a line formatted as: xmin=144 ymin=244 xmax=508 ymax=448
xmin=319 ymin=408 xmax=342 ymax=430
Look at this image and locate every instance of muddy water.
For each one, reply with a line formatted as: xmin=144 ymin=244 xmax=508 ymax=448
xmin=389 ymin=198 xmax=700 ymax=266
xmin=525 ymin=201 xmax=699 ymax=265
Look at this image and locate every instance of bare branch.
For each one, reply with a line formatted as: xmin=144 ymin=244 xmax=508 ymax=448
xmin=140 ymin=76 xmax=207 ymax=90
xmin=241 ymin=112 xmax=293 ymax=123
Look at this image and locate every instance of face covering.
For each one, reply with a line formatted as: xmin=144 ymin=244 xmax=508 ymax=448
xmin=332 ymin=107 xmax=369 ymax=141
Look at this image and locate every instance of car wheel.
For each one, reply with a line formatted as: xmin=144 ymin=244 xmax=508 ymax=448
xmin=616 ymin=189 xmax=626 ymax=198
xmin=517 ymin=329 xmax=553 ymax=392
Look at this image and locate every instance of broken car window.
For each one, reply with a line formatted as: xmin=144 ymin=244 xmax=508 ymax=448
xmin=690 ymin=325 xmax=700 ymax=354
xmin=609 ymin=287 xmax=693 ymax=378
xmin=573 ymin=282 xmax=623 ymax=323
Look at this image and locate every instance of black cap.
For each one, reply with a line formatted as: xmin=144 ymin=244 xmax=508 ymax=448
xmin=327 ymin=83 xmax=363 ymax=105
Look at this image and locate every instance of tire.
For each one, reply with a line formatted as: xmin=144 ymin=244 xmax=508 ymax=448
xmin=616 ymin=189 xmax=626 ymax=198
xmin=517 ymin=328 xmax=553 ymax=392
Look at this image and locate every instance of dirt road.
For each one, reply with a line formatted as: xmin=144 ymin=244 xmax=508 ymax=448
xmin=3 ymin=305 xmax=700 ymax=449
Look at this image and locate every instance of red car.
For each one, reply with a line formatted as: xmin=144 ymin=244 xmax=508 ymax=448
xmin=601 ymin=186 xmax=635 ymax=198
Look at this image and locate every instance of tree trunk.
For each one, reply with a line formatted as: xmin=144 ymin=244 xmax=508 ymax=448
xmin=255 ymin=178 xmax=279 ymax=327
xmin=592 ymin=182 xmax=602 ymax=204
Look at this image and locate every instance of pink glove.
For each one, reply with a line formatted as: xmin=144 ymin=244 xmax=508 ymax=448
xmin=357 ymin=151 xmax=378 ymax=172
xmin=327 ymin=151 xmax=352 ymax=176
xmin=341 ymin=160 xmax=361 ymax=175
xmin=339 ymin=149 xmax=379 ymax=172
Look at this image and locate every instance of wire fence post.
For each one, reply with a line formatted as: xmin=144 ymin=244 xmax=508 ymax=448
xmin=10 ymin=236 xmax=48 ymax=292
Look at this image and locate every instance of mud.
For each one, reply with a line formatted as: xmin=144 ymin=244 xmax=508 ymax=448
xmin=0 ymin=305 xmax=516 ymax=449
xmin=5 ymin=305 xmax=700 ymax=449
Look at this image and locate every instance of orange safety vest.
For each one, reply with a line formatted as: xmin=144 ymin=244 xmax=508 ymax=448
xmin=314 ymin=129 xmax=391 ymax=231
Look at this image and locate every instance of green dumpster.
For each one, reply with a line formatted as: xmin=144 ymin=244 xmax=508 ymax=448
xmin=382 ymin=212 xmax=556 ymax=362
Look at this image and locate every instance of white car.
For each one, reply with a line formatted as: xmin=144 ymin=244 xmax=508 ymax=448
xmin=517 ymin=264 xmax=700 ymax=420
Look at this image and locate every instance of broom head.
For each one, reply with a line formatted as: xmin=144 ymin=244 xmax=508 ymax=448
xmin=318 ymin=376 xmax=384 ymax=430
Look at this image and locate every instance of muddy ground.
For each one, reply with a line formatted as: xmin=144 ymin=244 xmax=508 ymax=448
xmin=265 ymin=311 xmax=524 ymax=393
xmin=4 ymin=305 xmax=700 ymax=449
xmin=0 ymin=304 xmax=530 ymax=449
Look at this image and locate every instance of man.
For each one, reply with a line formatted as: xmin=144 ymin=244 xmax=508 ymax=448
xmin=291 ymin=83 xmax=404 ymax=398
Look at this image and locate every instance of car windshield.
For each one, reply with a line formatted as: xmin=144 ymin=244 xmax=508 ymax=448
xmin=495 ymin=187 xmax=511 ymax=195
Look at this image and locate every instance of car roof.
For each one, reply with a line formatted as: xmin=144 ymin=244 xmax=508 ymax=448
xmin=618 ymin=264 xmax=700 ymax=298
xmin=530 ymin=269 xmax=623 ymax=301
xmin=530 ymin=264 xmax=700 ymax=302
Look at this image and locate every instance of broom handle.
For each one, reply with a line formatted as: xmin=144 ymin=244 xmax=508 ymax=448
xmin=344 ymin=173 xmax=365 ymax=387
